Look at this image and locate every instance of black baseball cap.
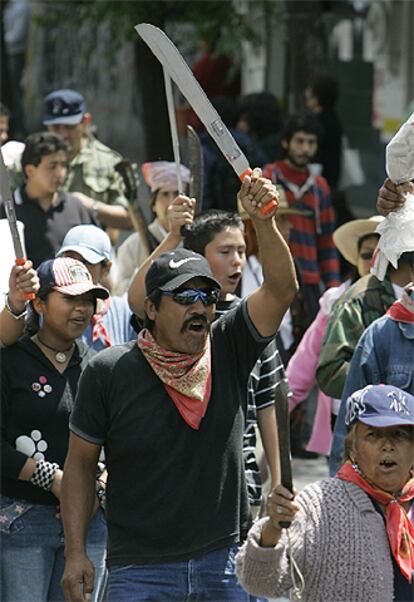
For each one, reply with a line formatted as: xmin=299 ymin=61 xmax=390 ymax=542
xmin=43 ymin=89 xmax=86 ymax=126
xmin=145 ymin=249 xmax=221 ymax=296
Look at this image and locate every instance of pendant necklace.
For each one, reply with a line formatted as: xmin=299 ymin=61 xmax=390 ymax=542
xmin=36 ymin=335 xmax=74 ymax=364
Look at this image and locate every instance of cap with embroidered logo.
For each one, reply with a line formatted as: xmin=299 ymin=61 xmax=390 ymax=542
xmin=345 ymin=384 xmax=414 ymax=428
xmin=145 ymin=249 xmax=221 ymax=296
xmin=37 ymin=258 xmax=109 ymax=300
xmin=43 ymin=89 xmax=86 ymax=126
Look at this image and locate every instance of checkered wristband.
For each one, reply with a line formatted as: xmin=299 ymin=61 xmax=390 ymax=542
xmin=30 ymin=459 xmax=59 ymax=491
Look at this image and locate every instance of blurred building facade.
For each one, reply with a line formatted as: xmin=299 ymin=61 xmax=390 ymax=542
xmin=6 ymin=1 xmax=414 ymax=214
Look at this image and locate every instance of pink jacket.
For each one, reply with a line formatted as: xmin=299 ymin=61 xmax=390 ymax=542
xmin=286 ymin=283 xmax=349 ymax=455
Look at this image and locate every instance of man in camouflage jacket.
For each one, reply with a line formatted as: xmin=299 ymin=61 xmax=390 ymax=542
xmin=8 ymin=89 xmax=132 ymax=231
xmin=316 ymin=272 xmax=395 ymax=401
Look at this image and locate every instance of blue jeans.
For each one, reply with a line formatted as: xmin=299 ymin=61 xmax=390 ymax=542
xmin=1 ymin=496 xmax=107 ymax=602
xmin=107 ymin=544 xmax=253 ymax=601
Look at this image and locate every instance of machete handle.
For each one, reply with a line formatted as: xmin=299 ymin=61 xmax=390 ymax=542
xmin=280 ymin=520 xmax=292 ymax=529
xmin=180 ymin=224 xmax=191 ymax=236
xmin=15 ymin=258 xmax=36 ymax=300
xmin=279 ymin=476 xmax=293 ymax=529
xmin=279 ymin=459 xmax=293 ymax=529
xmin=239 ymin=168 xmax=278 ymax=216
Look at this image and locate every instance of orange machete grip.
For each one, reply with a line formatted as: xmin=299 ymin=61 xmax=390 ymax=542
xmin=15 ymin=258 xmax=36 ymax=301
xmin=239 ymin=168 xmax=278 ymax=215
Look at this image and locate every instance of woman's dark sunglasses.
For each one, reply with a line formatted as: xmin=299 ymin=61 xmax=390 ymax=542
xmin=359 ymin=251 xmax=374 ymax=261
xmin=162 ymin=287 xmax=220 ymax=306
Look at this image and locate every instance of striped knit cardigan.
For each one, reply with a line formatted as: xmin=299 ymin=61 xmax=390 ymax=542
xmin=236 ymin=478 xmax=395 ymax=601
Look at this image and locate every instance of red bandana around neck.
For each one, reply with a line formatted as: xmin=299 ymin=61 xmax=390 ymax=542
xmin=91 ymin=297 xmax=111 ymax=348
xmin=137 ymin=328 xmax=211 ymax=430
xmin=386 ymin=287 xmax=414 ymax=324
xmin=337 ymin=461 xmax=414 ymax=582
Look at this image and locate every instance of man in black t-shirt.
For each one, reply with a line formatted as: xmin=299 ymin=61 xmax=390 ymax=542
xmin=60 ymin=173 xmax=298 ymax=602
xmin=182 ymin=209 xmax=284 ymax=513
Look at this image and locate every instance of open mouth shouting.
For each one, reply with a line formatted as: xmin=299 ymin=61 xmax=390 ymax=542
xmin=378 ymin=458 xmax=398 ymax=472
xmin=182 ymin=315 xmax=209 ymax=335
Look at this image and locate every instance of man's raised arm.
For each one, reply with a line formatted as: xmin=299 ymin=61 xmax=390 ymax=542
xmin=241 ymin=171 xmax=298 ymax=337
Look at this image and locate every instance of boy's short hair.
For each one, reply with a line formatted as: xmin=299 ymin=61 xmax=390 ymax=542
xmin=21 ymin=132 xmax=68 ymax=175
xmin=281 ymin=113 xmax=322 ymax=146
xmin=183 ymin=209 xmax=244 ymax=256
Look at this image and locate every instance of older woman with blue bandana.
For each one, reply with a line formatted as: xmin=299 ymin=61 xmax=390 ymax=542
xmin=236 ymin=384 xmax=414 ymax=601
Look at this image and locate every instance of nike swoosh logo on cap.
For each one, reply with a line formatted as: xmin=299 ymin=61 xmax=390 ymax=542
xmin=169 ymin=257 xmax=202 ymax=269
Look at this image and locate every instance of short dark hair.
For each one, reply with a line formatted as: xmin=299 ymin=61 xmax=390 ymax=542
xmin=281 ymin=113 xmax=322 ymax=146
xmin=238 ymin=92 xmax=282 ymax=139
xmin=211 ymin=96 xmax=239 ymax=129
xmin=308 ymin=74 xmax=339 ymax=110
xmin=21 ymin=132 xmax=68 ymax=175
xmin=398 ymin=251 xmax=414 ymax=269
xmin=183 ymin=209 xmax=244 ymax=256
xmin=0 ymin=102 xmax=10 ymax=118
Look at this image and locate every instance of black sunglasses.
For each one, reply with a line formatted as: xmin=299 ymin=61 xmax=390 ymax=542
xmin=359 ymin=251 xmax=374 ymax=261
xmin=162 ymin=287 xmax=220 ymax=306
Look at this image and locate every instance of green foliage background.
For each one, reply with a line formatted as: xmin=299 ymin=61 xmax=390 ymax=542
xmin=37 ymin=0 xmax=277 ymax=57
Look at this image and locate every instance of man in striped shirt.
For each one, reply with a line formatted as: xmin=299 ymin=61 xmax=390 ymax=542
xmin=263 ymin=113 xmax=340 ymax=319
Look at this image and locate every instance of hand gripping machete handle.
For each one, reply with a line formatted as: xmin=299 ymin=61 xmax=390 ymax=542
xmin=15 ymin=258 xmax=36 ymax=301
xmin=275 ymin=378 xmax=293 ymax=528
xmin=3 ymin=202 xmax=35 ymax=301
xmin=239 ymin=168 xmax=278 ymax=216
xmin=1 ymin=154 xmax=35 ymax=300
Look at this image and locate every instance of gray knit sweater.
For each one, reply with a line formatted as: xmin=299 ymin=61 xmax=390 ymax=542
xmin=236 ymin=478 xmax=395 ymax=601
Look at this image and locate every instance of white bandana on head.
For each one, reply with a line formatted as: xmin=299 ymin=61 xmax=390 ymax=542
xmin=142 ymin=161 xmax=190 ymax=192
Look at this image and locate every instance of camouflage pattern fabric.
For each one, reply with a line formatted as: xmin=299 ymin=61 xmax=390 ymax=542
xmin=8 ymin=135 xmax=128 ymax=208
xmin=316 ymin=274 xmax=395 ymax=399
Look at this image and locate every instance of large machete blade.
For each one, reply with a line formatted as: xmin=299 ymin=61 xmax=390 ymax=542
xmin=187 ymin=125 xmax=204 ymax=213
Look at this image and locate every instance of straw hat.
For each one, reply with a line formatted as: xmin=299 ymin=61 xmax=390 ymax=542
xmin=238 ymin=186 xmax=311 ymax=220
xmin=333 ymin=215 xmax=384 ymax=266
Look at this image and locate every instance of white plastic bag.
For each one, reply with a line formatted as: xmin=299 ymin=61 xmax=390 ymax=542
xmin=371 ymin=193 xmax=414 ymax=280
xmin=386 ymin=112 xmax=414 ymax=184
xmin=371 ymin=113 xmax=414 ymax=280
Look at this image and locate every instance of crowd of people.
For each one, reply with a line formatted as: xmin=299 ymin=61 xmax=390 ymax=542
xmin=0 ymin=74 xmax=413 ymax=602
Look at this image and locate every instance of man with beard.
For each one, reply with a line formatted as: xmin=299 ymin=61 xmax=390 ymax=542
xmin=263 ymin=114 xmax=340 ymax=319
xmin=60 ymin=173 xmax=298 ymax=601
